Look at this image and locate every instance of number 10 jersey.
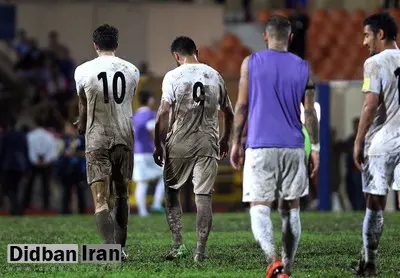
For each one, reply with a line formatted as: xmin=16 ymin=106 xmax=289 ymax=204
xmin=74 ymin=55 xmax=140 ymax=152
xmin=362 ymin=49 xmax=400 ymax=156
xmin=161 ymin=63 xmax=232 ymax=159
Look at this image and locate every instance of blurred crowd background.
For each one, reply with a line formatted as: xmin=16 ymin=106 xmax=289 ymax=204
xmin=0 ymin=0 xmax=399 ymax=216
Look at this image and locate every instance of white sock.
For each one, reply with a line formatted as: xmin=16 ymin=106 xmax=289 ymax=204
xmin=331 ymin=192 xmax=342 ymax=212
xmin=152 ymin=178 xmax=165 ymax=209
xmin=280 ymin=208 xmax=301 ymax=274
xmin=362 ymin=208 xmax=384 ymax=264
xmin=249 ymin=205 xmax=276 ymax=262
xmin=135 ymin=181 xmax=148 ymax=216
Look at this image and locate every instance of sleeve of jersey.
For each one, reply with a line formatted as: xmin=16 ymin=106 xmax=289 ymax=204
xmin=361 ymin=59 xmax=381 ymax=94
xmin=161 ymin=73 xmax=175 ymax=104
xmin=74 ymin=66 xmax=84 ymax=96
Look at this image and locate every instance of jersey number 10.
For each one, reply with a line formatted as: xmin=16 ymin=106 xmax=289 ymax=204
xmin=395 ymin=68 xmax=400 ymax=104
xmin=97 ymin=71 xmax=126 ymax=104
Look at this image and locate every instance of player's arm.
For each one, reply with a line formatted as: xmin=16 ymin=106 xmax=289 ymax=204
xmin=154 ymin=101 xmax=170 ymax=149
xmin=77 ymin=89 xmax=87 ymax=135
xmin=232 ymin=56 xmax=250 ymax=146
xmin=74 ymin=67 xmax=87 ymax=135
xmin=302 ymin=70 xmax=319 ymax=147
xmin=355 ymin=60 xmax=380 ymax=146
xmin=219 ymin=81 xmax=234 ymax=144
xmin=155 ymin=73 xmax=174 ymax=150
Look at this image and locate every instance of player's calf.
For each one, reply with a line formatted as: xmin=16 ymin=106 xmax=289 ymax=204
xmin=91 ymin=181 xmax=115 ymax=244
xmin=279 ymin=199 xmax=301 ymax=276
xmin=195 ymin=194 xmax=212 ymax=258
xmin=113 ymin=180 xmax=130 ymax=248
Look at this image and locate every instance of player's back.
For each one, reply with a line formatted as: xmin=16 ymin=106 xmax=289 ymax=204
xmin=246 ymin=49 xmax=309 ymax=149
xmin=364 ymin=49 xmax=400 ymax=155
xmin=162 ymin=63 xmax=225 ymax=159
xmin=75 ymin=56 xmax=139 ymax=152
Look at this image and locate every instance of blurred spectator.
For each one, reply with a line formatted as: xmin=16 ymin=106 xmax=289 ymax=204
xmin=383 ymin=0 xmax=399 ymax=8
xmin=23 ymin=118 xmax=57 ymax=211
xmin=58 ymin=47 xmax=75 ymax=91
xmin=0 ymin=119 xmax=29 ymax=215
xmin=337 ymin=118 xmax=365 ymax=211
xmin=286 ymin=0 xmax=307 ymax=9
xmin=12 ymin=29 xmax=30 ymax=57
xmin=139 ymin=61 xmax=152 ymax=77
xmin=14 ymin=38 xmax=45 ymax=76
xmin=58 ymin=121 xmax=87 ymax=214
xmin=330 ymin=128 xmax=344 ymax=211
xmin=242 ymin=0 xmax=252 ymax=22
xmin=288 ymin=3 xmax=309 ymax=59
xmin=46 ymin=30 xmax=65 ymax=60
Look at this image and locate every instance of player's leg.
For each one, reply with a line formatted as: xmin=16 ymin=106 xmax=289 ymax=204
xmin=148 ymin=153 xmax=165 ymax=212
xmin=355 ymin=155 xmax=392 ymax=275
xmin=278 ymin=148 xmax=308 ymax=276
xmin=243 ymin=148 xmax=280 ymax=274
xmin=86 ymin=149 xmax=114 ymax=244
xmin=151 ymin=176 xmax=165 ymax=212
xmin=133 ymin=154 xmax=150 ymax=217
xmin=163 ymin=157 xmax=194 ymax=260
xmin=192 ymin=156 xmax=218 ymax=261
xmin=110 ymin=145 xmax=133 ymax=255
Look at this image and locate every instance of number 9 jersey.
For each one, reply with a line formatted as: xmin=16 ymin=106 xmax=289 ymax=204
xmin=74 ymin=56 xmax=140 ymax=152
xmin=362 ymin=49 xmax=400 ymax=156
xmin=161 ymin=63 xmax=232 ymax=159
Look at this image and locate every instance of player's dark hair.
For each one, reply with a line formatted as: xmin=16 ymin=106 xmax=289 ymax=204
xmin=364 ymin=12 xmax=398 ymax=41
xmin=139 ymin=90 xmax=153 ymax=106
xmin=92 ymin=24 xmax=119 ymax=51
xmin=266 ymin=15 xmax=292 ymax=40
xmin=170 ymin=36 xmax=197 ymax=56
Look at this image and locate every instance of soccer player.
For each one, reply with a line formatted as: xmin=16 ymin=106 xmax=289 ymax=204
xmin=153 ymin=36 xmax=234 ymax=261
xmin=353 ymin=13 xmax=400 ymax=276
xmin=230 ymin=15 xmax=319 ymax=277
xmin=133 ymin=90 xmax=165 ymax=217
xmin=74 ymin=24 xmax=140 ymax=259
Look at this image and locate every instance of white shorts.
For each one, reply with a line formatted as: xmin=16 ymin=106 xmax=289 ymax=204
xmin=362 ymin=152 xmax=400 ymax=195
xmin=242 ymin=148 xmax=309 ymax=203
xmin=133 ymin=153 xmax=163 ymax=182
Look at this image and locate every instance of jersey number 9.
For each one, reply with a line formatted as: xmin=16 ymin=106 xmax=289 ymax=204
xmin=193 ymin=81 xmax=205 ymax=106
xmin=97 ymin=71 xmax=126 ymax=104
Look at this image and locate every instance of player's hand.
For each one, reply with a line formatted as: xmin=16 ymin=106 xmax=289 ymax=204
xmin=219 ymin=140 xmax=229 ymax=160
xmin=230 ymin=143 xmax=244 ymax=170
xmin=153 ymin=147 xmax=164 ymax=167
xmin=73 ymin=120 xmax=86 ymax=135
xmin=309 ymin=151 xmax=319 ymax=178
xmin=353 ymin=142 xmax=364 ymax=172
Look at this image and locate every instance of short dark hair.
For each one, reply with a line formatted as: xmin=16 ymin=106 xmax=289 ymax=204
xmin=170 ymin=36 xmax=197 ymax=56
xmin=266 ymin=15 xmax=292 ymax=40
xmin=139 ymin=90 xmax=153 ymax=106
xmin=93 ymin=24 xmax=119 ymax=51
xmin=364 ymin=12 xmax=398 ymax=41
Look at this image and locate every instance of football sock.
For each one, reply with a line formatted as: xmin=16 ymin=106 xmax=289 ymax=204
xmin=165 ymin=189 xmax=183 ymax=247
xmin=135 ymin=181 xmax=148 ymax=216
xmin=250 ymin=205 xmax=276 ymax=263
xmin=280 ymin=208 xmax=301 ymax=274
xmin=152 ymin=178 xmax=165 ymax=209
xmin=195 ymin=194 xmax=213 ymax=255
xmin=362 ymin=208 xmax=384 ymax=264
xmin=113 ymin=197 xmax=129 ymax=247
xmin=91 ymin=181 xmax=115 ymax=244
xmin=95 ymin=210 xmax=115 ymax=244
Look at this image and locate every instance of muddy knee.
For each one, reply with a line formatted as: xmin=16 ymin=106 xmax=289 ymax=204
xmin=91 ymin=181 xmax=110 ymax=213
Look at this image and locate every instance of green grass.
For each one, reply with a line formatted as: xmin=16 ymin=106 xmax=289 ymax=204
xmin=1 ymin=212 xmax=400 ymax=277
